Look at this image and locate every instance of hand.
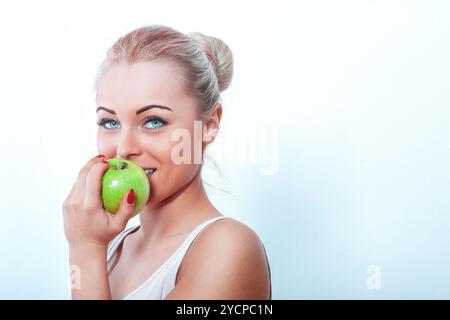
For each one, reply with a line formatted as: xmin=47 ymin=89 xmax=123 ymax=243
xmin=62 ymin=155 xmax=136 ymax=249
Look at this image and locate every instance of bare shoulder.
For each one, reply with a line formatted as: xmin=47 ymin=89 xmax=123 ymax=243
xmin=165 ymin=217 xmax=271 ymax=300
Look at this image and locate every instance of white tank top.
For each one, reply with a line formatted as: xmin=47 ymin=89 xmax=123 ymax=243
xmin=106 ymin=216 xmax=242 ymax=299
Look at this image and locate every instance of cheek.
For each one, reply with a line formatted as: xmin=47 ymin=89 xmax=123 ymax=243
xmin=150 ymin=126 xmax=199 ymax=165
xmin=148 ymin=164 xmax=199 ymax=206
xmin=152 ymin=163 xmax=199 ymax=199
xmin=150 ymin=133 xmax=200 ymax=194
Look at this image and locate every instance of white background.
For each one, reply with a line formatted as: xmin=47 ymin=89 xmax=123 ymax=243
xmin=0 ymin=0 xmax=449 ymax=299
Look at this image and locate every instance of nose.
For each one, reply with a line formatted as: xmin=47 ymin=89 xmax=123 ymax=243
xmin=116 ymin=127 xmax=141 ymax=159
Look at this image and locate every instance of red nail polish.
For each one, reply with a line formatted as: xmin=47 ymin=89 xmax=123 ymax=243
xmin=96 ymin=154 xmax=106 ymax=158
xmin=127 ymin=188 xmax=135 ymax=204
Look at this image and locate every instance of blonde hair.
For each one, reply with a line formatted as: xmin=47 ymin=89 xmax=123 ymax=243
xmin=94 ymin=24 xmax=234 ymax=113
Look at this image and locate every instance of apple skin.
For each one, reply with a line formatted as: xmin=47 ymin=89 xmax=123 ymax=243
xmin=101 ymin=158 xmax=150 ymax=217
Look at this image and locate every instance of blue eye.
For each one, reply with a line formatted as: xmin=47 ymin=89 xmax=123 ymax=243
xmin=96 ymin=118 xmax=121 ymax=129
xmin=96 ymin=117 xmax=168 ymax=131
xmin=143 ymin=117 xmax=167 ymax=131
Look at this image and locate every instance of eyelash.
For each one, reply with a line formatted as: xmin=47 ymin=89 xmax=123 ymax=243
xmin=96 ymin=117 xmax=168 ymax=131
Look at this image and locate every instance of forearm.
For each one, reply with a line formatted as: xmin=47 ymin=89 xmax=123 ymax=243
xmin=69 ymin=243 xmax=112 ymax=300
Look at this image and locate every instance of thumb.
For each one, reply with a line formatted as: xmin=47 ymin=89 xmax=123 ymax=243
xmin=109 ymin=188 xmax=136 ymax=232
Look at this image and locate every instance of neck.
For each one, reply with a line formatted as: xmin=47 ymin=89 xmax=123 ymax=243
xmin=135 ymin=169 xmax=220 ymax=246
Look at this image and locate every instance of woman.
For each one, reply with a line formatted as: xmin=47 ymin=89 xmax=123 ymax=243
xmin=62 ymin=25 xmax=271 ymax=300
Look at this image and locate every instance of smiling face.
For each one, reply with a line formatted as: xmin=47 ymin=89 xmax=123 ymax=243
xmin=95 ymin=59 xmax=208 ymax=208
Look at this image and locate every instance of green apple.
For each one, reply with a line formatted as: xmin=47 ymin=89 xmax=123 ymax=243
xmin=101 ymin=158 xmax=150 ymax=216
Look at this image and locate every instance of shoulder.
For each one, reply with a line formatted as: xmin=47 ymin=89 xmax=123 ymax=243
xmin=196 ymin=217 xmax=266 ymax=256
xmin=165 ymin=217 xmax=271 ymax=299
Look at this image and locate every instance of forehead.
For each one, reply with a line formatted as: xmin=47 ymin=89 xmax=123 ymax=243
xmin=95 ymin=59 xmax=192 ymax=111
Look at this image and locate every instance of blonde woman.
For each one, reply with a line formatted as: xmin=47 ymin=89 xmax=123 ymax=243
xmin=62 ymin=25 xmax=271 ymax=300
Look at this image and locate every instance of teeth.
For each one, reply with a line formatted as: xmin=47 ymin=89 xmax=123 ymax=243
xmin=144 ymin=169 xmax=156 ymax=174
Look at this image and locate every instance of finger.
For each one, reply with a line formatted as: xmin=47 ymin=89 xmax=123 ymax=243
xmin=63 ymin=181 xmax=78 ymax=212
xmin=68 ymin=181 xmax=77 ymax=198
xmin=64 ymin=180 xmax=78 ymax=205
xmin=108 ymin=188 xmax=137 ymax=232
xmin=74 ymin=155 xmax=108 ymax=198
xmin=84 ymin=161 xmax=111 ymax=210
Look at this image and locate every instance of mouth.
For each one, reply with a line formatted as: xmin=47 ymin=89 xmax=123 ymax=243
xmin=143 ymin=168 xmax=156 ymax=205
xmin=143 ymin=168 xmax=157 ymax=176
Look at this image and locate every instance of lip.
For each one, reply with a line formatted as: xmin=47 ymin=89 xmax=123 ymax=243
xmin=138 ymin=166 xmax=157 ymax=206
xmin=145 ymin=172 xmax=154 ymax=205
xmin=142 ymin=167 xmax=157 ymax=174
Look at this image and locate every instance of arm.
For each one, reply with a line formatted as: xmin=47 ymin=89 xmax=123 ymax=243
xmin=165 ymin=219 xmax=271 ymax=300
xmin=63 ymin=155 xmax=137 ymax=300
xmin=69 ymin=243 xmax=111 ymax=300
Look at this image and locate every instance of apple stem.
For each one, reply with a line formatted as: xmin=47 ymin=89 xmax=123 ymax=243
xmin=119 ymin=162 xmax=128 ymax=170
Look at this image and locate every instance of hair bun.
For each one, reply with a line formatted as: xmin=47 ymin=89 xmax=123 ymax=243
xmin=187 ymin=32 xmax=234 ymax=92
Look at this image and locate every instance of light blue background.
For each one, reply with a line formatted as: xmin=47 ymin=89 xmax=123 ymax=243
xmin=0 ymin=0 xmax=449 ymax=299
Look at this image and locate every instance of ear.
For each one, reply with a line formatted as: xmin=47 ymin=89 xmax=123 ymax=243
xmin=202 ymin=103 xmax=222 ymax=144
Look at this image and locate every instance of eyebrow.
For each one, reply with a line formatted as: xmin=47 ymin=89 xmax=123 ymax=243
xmin=96 ymin=105 xmax=173 ymax=115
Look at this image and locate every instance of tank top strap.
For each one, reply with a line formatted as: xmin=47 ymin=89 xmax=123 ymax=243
xmin=107 ymin=225 xmax=139 ymax=261
xmin=122 ymin=215 xmax=234 ymax=299
xmin=159 ymin=215 xmax=233 ymax=292
xmin=107 ymin=216 xmax=230 ymax=264
xmin=179 ymin=215 xmax=231 ymax=251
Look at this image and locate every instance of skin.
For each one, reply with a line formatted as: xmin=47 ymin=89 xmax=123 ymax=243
xmin=63 ymin=58 xmax=271 ymax=300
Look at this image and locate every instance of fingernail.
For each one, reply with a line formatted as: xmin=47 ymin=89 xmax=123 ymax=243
xmin=127 ymin=188 xmax=135 ymax=204
xmin=96 ymin=154 xmax=106 ymax=158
